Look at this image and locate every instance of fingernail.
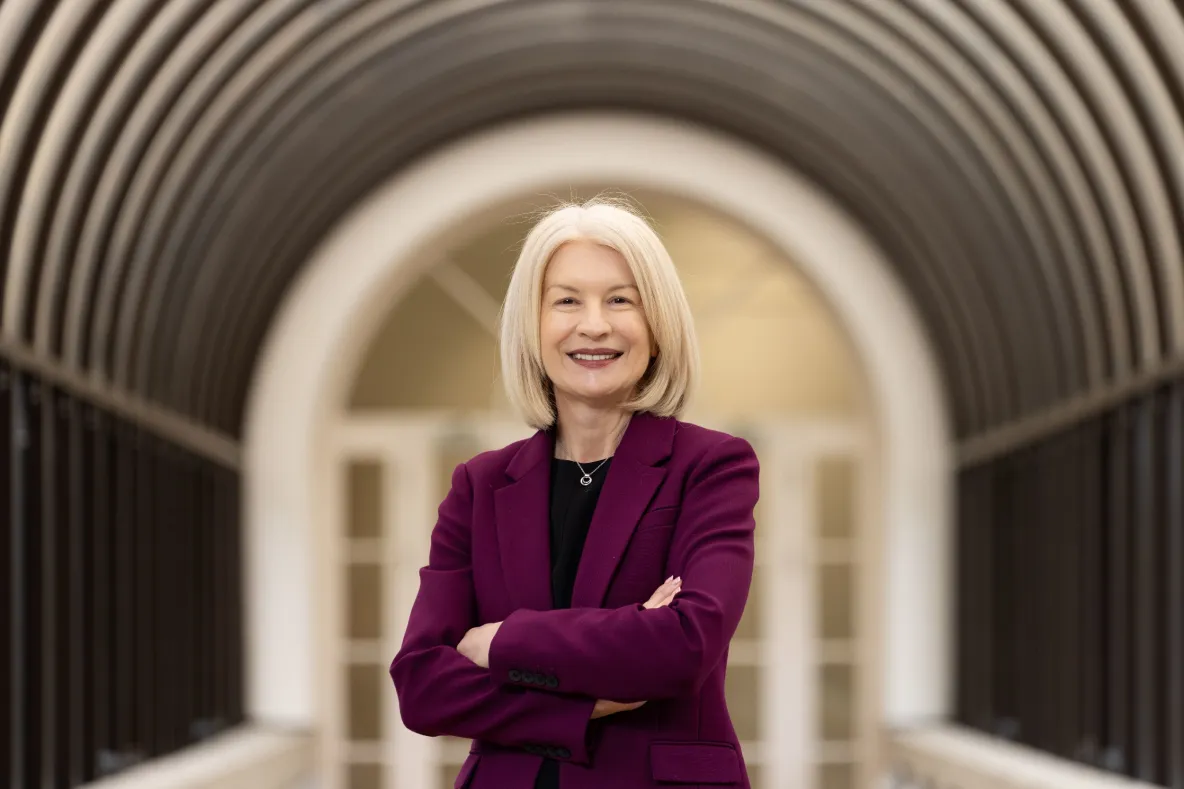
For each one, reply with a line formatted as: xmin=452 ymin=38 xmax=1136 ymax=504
xmin=665 ymin=576 xmax=673 ymax=583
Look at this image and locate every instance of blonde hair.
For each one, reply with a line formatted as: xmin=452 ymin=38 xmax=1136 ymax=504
xmin=498 ymin=197 xmax=700 ymax=429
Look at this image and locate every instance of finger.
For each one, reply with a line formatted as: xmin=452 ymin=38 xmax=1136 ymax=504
xmin=647 ymin=588 xmax=674 ymax=608
xmin=644 ymin=581 xmax=677 ymax=607
xmin=645 ymin=577 xmax=683 ymax=608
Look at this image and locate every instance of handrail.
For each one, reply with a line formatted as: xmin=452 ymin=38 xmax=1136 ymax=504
xmin=0 ymin=337 xmax=239 ymax=467
xmin=888 ymin=724 xmax=1162 ymax=789
xmin=79 ymin=725 xmax=313 ymax=789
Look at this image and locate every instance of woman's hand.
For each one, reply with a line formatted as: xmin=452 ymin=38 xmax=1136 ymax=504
xmin=643 ymin=575 xmax=682 ymax=609
xmin=591 ymin=699 xmax=646 ymax=719
xmin=590 ymin=578 xmax=682 ymax=720
xmin=457 ymin=621 xmax=502 ymax=668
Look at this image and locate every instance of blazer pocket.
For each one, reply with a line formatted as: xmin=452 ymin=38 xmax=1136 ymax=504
xmin=650 ymin=741 xmax=741 ymax=784
xmin=635 ymin=507 xmax=679 ymax=533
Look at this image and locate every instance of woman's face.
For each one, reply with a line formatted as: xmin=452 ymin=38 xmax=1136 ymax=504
xmin=540 ymin=240 xmax=655 ymax=410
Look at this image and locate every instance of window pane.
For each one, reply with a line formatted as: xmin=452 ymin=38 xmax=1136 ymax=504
xmin=348 ymin=763 xmax=384 ymax=789
xmin=348 ymin=665 xmax=383 ymax=740
xmin=818 ymin=564 xmax=854 ymax=639
xmin=734 ymin=564 xmax=762 ymax=640
xmin=439 ymin=761 xmax=467 ymax=789
xmin=724 ymin=664 xmax=761 ymax=742
xmin=816 ymin=457 xmax=855 ymax=539
xmin=347 ymin=564 xmax=383 ymax=640
xmin=347 ymin=461 xmax=383 ymax=538
xmin=818 ymin=763 xmax=854 ymax=789
xmin=819 ymin=664 xmax=856 ymax=740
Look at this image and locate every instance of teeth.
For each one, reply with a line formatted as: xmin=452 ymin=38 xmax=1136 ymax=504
xmin=572 ymin=353 xmax=618 ymax=361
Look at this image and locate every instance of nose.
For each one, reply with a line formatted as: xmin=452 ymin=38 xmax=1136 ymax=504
xmin=578 ymin=303 xmax=611 ymax=337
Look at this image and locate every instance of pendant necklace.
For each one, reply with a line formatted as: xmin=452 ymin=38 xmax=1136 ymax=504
xmin=560 ymin=419 xmax=627 ymax=486
xmin=573 ymin=458 xmax=609 ymax=486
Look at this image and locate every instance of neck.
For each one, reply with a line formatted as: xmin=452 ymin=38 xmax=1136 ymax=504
xmin=553 ymin=399 xmax=632 ymax=463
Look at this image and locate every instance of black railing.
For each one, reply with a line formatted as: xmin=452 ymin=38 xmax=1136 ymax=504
xmin=1 ymin=361 xmax=244 ymax=788
xmin=955 ymin=382 xmax=1184 ymax=786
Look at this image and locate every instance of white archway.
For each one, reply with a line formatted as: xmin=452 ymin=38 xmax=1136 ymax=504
xmin=241 ymin=113 xmax=953 ymax=735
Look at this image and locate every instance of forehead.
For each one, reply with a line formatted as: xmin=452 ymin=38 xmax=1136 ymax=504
xmin=544 ymin=240 xmax=635 ymax=286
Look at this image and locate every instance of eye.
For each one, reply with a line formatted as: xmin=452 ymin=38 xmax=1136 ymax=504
xmin=555 ymin=297 xmax=577 ymax=306
xmin=609 ymin=296 xmax=633 ymax=305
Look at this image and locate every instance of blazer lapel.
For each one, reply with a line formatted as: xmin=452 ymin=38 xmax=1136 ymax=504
xmin=571 ymin=412 xmax=675 ymax=608
xmin=495 ymin=430 xmax=554 ymax=611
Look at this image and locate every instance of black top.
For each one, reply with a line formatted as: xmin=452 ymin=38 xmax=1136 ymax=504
xmin=535 ymin=456 xmax=611 ymax=789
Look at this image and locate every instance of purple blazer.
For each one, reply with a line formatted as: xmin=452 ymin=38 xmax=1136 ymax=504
xmin=390 ymin=411 xmax=759 ymax=788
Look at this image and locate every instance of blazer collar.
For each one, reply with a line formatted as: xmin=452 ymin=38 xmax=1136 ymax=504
xmin=495 ymin=411 xmax=676 ymax=612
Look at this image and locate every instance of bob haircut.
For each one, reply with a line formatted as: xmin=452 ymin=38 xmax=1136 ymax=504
xmin=499 ymin=197 xmax=700 ymax=429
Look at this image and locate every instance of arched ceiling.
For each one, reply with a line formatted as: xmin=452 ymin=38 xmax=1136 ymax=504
xmin=1 ymin=0 xmax=1182 ymax=444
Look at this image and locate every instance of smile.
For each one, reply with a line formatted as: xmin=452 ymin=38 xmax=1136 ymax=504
xmin=569 ymin=352 xmax=622 ymax=361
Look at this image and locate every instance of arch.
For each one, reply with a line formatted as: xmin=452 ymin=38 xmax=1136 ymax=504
xmin=242 ymin=112 xmax=952 ymax=732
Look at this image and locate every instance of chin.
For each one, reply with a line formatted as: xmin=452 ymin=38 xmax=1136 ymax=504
xmin=558 ymin=383 xmax=634 ymax=406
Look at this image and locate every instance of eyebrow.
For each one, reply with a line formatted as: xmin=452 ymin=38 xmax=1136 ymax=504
xmin=546 ymin=283 xmax=640 ymax=293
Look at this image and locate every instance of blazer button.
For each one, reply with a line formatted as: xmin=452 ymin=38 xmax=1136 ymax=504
xmin=545 ymin=675 xmax=558 ymax=688
xmin=508 ymin=669 xmax=522 ymax=682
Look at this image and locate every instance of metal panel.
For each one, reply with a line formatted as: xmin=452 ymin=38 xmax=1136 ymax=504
xmin=1078 ymin=418 xmax=1105 ymax=764
xmin=89 ymin=408 xmax=112 ymax=778
xmin=955 ymin=463 xmax=994 ymax=730
xmin=0 ymin=1 xmax=59 ymax=319
xmin=136 ymin=429 xmax=157 ymax=758
xmin=1131 ymin=393 xmax=1162 ymax=782
xmin=989 ymin=451 xmax=1019 ymax=741
xmin=18 ymin=375 xmax=43 ymax=787
xmin=1050 ymin=428 xmax=1082 ymax=760
xmin=0 ymin=362 xmax=11 ymax=784
xmin=155 ymin=437 xmax=178 ymax=755
xmin=68 ymin=397 xmax=93 ymax=784
xmin=111 ymin=418 xmax=137 ymax=768
xmin=1102 ymin=406 xmax=1132 ymax=774
xmin=46 ymin=389 xmax=70 ymax=786
xmin=1165 ymin=380 xmax=1184 ymax=789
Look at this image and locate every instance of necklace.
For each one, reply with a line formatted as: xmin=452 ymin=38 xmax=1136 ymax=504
xmin=558 ymin=418 xmax=628 ymax=486
xmin=573 ymin=458 xmax=609 ymax=487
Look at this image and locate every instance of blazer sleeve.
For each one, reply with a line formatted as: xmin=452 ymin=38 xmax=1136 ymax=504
xmin=389 ymin=462 xmax=597 ymax=763
xmin=487 ymin=436 xmax=758 ymax=702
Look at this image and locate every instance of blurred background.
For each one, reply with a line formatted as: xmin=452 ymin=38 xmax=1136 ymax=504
xmin=2 ymin=2 xmax=1182 ymax=789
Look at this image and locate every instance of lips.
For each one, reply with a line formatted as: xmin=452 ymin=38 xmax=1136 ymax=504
xmin=567 ymin=349 xmax=623 ymax=367
xmin=569 ymin=352 xmax=622 ymax=361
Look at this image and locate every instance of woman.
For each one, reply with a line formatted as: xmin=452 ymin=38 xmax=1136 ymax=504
xmin=390 ymin=198 xmax=759 ymax=788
